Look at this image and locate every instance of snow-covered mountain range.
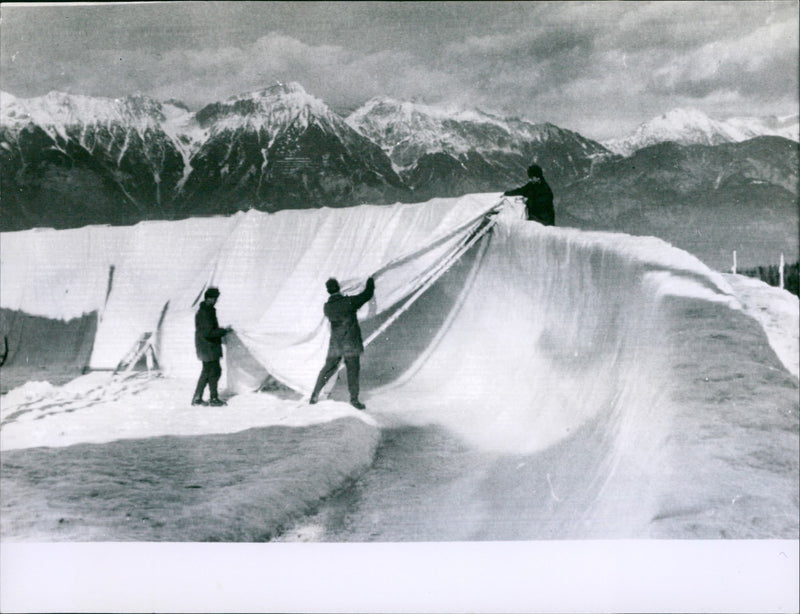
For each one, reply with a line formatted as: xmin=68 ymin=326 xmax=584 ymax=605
xmin=1 ymin=82 xmax=797 ymax=271
xmin=0 ymin=90 xmax=205 ymax=177
xmin=0 ymin=83 xmax=405 ymax=228
xmin=603 ymin=107 xmax=799 ymax=157
xmin=346 ymin=97 xmax=606 ymax=168
xmin=345 ymin=97 xmax=610 ymax=198
xmin=0 ymin=82 xmax=614 ymax=228
xmin=176 ymin=82 xmax=404 ymax=214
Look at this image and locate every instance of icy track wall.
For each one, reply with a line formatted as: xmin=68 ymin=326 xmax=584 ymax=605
xmin=366 ymin=218 xmax=738 ymax=455
xmin=2 ymin=198 xmax=796 ymax=537
xmin=360 ymin=218 xmax=798 ymax=538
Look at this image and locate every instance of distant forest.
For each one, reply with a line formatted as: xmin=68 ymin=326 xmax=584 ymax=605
xmin=740 ymin=262 xmax=799 ymax=297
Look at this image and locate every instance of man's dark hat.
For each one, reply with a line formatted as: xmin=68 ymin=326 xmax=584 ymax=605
xmin=204 ymin=287 xmax=221 ymax=299
xmin=527 ymin=164 xmax=544 ymax=178
xmin=326 ymin=278 xmax=340 ymax=294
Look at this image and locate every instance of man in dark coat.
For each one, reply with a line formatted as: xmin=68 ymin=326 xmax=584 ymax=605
xmin=192 ymin=287 xmax=232 ymax=407
xmin=504 ymin=163 xmax=555 ymax=226
xmin=309 ymin=276 xmax=375 ymax=409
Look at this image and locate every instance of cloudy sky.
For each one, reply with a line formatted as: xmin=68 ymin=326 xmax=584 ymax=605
xmin=1 ymin=1 xmax=797 ymax=140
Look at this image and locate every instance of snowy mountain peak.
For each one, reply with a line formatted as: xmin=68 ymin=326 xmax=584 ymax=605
xmin=0 ymin=90 xmax=18 ymax=113
xmin=0 ymin=89 xmax=194 ymax=139
xmin=347 ymin=97 xmax=522 ymax=166
xmin=604 ymin=107 xmax=800 ymax=156
xmin=195 ymin=81 xmax=344 ymax=136
xmin=639 ymin=107 xmax=728 ymax=139
xmin=348 ymin=96 xmax=506 ymax=128
xmin=659 ymin=107 xmax=713 ymax=123
xmin=120 ymin=93 xmax=168 ymax=119
xmin=0 ymin=90 xmax=203 ymax=179
xmin=347 ymin=96 xmax=607 ymax=171
xmin=224 ymin=81 xmax=318 ymax=109
xmin=726 ymin=112 xmax=799 ymax=141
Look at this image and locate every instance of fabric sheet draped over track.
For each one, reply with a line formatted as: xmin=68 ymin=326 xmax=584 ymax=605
xmin=3 ymin=192 xmax=797 ymax=541
xmin=0 ymin=194 xmax=503 ymax=393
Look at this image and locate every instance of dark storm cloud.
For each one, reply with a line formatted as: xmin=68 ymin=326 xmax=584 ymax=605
xmin=0 ymin=1 xmax=797 ymax=140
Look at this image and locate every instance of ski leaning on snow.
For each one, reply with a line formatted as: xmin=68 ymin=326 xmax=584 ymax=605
xmin=114 ymin=332 xmax=159 ymax=374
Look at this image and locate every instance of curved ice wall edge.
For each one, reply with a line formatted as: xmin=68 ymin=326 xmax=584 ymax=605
xmin=354 ymin=222 xmax=760 ymax=535
xmin=368 ymin=219 xmax=741 ymax=452
xmin=1 ymin=203 xmax=793 ymax=539
xmin=4 ymin=199 xmax=756 ymax=430
xmin=357 ymin=219 xmax=755 ymax=537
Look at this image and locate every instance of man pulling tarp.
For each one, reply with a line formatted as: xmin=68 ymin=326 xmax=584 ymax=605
xmin=222 ymin=195 xmax=506 ymax=396
xmin=0 ymin=194 xmax=508 ymax=396
xmin=309 ymin=276 xmax=375 ymax=409
xmin=192 ymin=287 xmax=232 ymax=406
xmin=504 ymin=164 xmax=555 ymax=226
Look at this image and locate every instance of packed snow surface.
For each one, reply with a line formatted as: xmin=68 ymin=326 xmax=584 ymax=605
xmin=0 ymin=372 xmax=375 ymax=451
xmin=725 ymin=274 xmax=799 ymax=380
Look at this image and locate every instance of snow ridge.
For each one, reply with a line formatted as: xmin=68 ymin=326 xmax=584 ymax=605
xmin=2 ymin=90 xmax=182 ymax=136
xmin=346 ymin=97 xmax=606 ymax=170
xmin=198 ymin=82 xmax=354 ymax=144
xmin=0 ymin=82 xmax=356 ymax=159
xmin=1 ymin=89 xmax=206 ymax=173
xmin=604 ymin=107 xmax=800 ymax=156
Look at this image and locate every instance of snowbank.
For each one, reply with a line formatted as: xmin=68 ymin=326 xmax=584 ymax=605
xmin=1 ymin=371 xmax=377 ymax=450
xmin=1 ymin=373 xmax=380 ymax=541
xmin=724 ymin=273 xmax=799 ymax=379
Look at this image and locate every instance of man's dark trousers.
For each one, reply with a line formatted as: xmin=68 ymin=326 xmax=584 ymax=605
xmin=311 ymin=355 xmax=360 ymax=402
xmin=194 ymin=359 xmax=222 ymax=400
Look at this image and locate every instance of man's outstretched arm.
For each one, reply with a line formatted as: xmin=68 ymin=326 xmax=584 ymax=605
xmin=352 ymin=277 xmax=375 ymax=310
xmin=504 ymin=184 xmax=527 ymax=197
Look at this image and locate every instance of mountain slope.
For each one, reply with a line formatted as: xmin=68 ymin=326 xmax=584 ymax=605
xmin=604 ymin=108 xmax=800 ymax=157
xmin=1 ymin=91 xmax=192 ymax=229
xmin=176 ymin=83 xmax=406 ymax=214
xmin=0 ymin=84 xmax=407 ymax=229
xmin=560 ymin=136 xmax=799 ymax=268
xmin=347 ymin=97 xmax=613 ymax=198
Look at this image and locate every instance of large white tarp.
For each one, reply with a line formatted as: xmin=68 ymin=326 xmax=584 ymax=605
xmin=1 ymin=194 xmax=503 ymax=392
xmin=0 ymin=225 xmax=129 ymax=321
xmin=209 ymin=196 xmax=503 ymax=392
xmin=2 ymin=193 xmax=796 ymax=542
xmin=90 ymin=215 xmax=241 ymax=375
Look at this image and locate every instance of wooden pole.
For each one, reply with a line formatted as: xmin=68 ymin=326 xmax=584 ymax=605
xmin=731 ymin=250 xmax=737 ymax=275
xmin=779 ymin=253 xmax=785 ymax=289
